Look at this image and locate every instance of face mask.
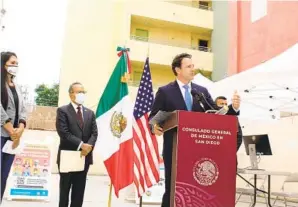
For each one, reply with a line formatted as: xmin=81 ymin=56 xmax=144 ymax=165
xmin=218 ymin=105 xmax=224 ymax=109
xmin=75 ymin=93 xmax=85 ymax=105
xmin=7 ymin=66 xmax=19 ymax=76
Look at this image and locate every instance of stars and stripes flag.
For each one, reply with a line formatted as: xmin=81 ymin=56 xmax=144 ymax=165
xmin=132 ymin=57 xmax=160 ymax=196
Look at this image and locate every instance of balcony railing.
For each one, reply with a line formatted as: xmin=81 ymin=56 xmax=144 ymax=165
xmin=197 ymin=46 xmax=212 ymax=52
xmin=198 ymin=4 xmax=212 ymax=11
xmin=167 ymin=1 xmax=213 ymax=11
xmin=130 ymin=35 xmax=212 ymax=52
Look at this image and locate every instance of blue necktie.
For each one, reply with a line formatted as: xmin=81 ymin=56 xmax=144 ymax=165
xmin=183 ymin=85 xmax=192 ymax=111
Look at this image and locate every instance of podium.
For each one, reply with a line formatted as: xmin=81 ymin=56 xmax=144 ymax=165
xmin=160 ymin=110 xmax=238 ymax=207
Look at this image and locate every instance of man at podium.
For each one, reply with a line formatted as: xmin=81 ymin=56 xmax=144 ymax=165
xmin=149 ymin=53 xmax=241 ymax=207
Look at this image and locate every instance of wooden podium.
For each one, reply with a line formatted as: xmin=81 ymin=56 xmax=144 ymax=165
xmin=159 ymin=110 xmax=238 ymax=207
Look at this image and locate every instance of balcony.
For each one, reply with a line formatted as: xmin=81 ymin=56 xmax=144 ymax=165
xmin=126 ymin=0 xmax=213 ymax=30
xmin=127 ymin=35 xmax=213 ymax=71
xmin=168 ymin=1 xmax=213 ymax=11
xmin=130 ymin=35 xmax=212 ymax=52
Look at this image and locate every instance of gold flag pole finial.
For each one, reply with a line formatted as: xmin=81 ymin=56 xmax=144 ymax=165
xmin=121 ymin=72 xmax=130 ymax=83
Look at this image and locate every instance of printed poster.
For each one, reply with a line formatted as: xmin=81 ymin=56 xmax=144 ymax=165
xmin=7 ymin=142 xmax=51 ymax=200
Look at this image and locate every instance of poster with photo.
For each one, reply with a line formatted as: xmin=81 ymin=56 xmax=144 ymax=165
xmin=7 ymin=142 xmax=51 ymax=200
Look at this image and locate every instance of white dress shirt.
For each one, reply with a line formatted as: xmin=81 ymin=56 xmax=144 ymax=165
xmin=71 ymin=102 xmax=84 ymax=150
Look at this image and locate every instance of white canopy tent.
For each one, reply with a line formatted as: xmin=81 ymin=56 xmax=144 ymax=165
xmin=209 ymin=43 xmax=298 ymax=123
xmin=204 ymin=44 xmax=298 ymax=194
xmin=192 ymin=73 xmax=214 ymax=89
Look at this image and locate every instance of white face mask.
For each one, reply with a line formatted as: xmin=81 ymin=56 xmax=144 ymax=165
xmin=75 ymin=93 xmax=86 ymax=105
xmin=7 ymin=66 xmax=19 ymax=76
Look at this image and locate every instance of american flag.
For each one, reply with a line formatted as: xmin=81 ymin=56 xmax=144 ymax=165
xmin=133 ymin=57 xmax=160 ymax=196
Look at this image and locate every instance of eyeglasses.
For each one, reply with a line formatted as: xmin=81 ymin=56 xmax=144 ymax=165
xmin=71 ymin=91 xmax=87 ymax=94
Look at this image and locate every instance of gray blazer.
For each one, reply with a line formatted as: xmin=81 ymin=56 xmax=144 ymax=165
xmin=1 ymin=83 xmax=27 ymax=137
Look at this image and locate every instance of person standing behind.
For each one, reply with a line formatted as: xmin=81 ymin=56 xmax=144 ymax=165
xmin=1 ymin=51 xmax=27 ymax=202
xmin=56 ymin=82 xmax=98 ymax=207
xmin=215 ymin=96 xmax=243 ymax=151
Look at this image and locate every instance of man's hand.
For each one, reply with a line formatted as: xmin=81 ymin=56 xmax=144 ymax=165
xmin=81 ymin=151 xmax=88 ymax=157
xmin=232 ymin=90 xmax=241 ymax=110
xmin=153 ymin=124 xmax=163 ymax=136
xmin=80 ymin=143 xmax=93 ymax=157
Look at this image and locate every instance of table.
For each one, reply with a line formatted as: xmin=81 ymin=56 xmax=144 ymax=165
xmin=237 ymin=169 xmax=292 ymax=207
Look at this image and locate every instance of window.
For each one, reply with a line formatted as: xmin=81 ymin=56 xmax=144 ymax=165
xmin=251 ymin=0 xmax=267 ymax=22
xmin=198 ymin=39 xmax=209 ymax=52
xmin=135 ymin=29 xmax=149 ymax=42
xmin=132 ymin=70 xmax=142 ymax=84
xmin=199 ymin=1 xmax=209 ymax=10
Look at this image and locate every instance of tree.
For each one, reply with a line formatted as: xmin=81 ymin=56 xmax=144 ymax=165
xmin=35 ymin=83 xmax=59 ymax=106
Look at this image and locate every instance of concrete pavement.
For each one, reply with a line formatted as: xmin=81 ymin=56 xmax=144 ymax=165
xmin=1 ymin=174 xmax=274 ymax=207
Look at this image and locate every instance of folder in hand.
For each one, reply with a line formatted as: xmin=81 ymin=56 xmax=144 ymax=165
xmin=60 ymin=150 xmax=85 ymax=173
xmin=2 ymin=140 xmax=23 ymax=154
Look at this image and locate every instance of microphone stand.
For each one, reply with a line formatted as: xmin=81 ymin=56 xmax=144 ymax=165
xmin=205 ymin=110 xmax=217 ymax=113
xmin=199 ymin=93 xmax=216 ymax=111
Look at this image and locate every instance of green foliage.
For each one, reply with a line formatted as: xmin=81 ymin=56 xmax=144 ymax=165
xmin=35 ymin=83 xmax=59 ymax=106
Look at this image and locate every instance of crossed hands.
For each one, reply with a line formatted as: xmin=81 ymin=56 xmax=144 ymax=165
xmin=10 ymin=127 xmax=24 ymax=149
xmin=80 ymin=143 xmax=93 ymax=157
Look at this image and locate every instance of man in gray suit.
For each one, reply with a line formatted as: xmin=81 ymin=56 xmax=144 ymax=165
xmin=56 ymin=82 xmax=98 ymax=207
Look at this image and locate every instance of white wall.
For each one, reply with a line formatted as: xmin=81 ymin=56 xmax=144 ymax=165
xmin=236 ymin=116 xmax=298 ymax=192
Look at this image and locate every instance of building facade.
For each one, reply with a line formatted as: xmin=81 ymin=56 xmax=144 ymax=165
xmin=58 ymin=0 xmax=214 ymax=108
xmin=212 ymin=0 xmax=298 ymax=80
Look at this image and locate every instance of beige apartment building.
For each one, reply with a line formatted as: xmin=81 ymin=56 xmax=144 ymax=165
xmin=58 ymin=0 xmax=214 ymax=109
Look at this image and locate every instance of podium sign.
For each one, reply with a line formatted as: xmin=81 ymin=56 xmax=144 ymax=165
xmin=173 ymin=111 xmax=237 ymax=207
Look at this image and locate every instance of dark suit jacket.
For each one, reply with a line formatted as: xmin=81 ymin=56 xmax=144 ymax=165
xmin=149 ymin=81 xmax=239 ymax=159
xmin=237 ymin=118 xmax=243 ymax=151
xmin=56 ymin=103 xmax=98 ymax=166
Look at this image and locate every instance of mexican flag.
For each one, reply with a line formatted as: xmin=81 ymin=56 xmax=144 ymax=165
xmin=95 ymin=47 xmax=134 ymax=197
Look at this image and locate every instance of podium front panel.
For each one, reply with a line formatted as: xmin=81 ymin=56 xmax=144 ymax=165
xmin=173 ymin=111 xmax=237 ymax=207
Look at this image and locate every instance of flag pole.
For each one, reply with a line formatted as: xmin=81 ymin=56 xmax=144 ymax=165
xmin=139 ymin=196 xmax=143 ymax=207
xmin=147 ymin=44 xmax=150 ymax=57
xmin=108 ymin=183 xmax=112 ymax=207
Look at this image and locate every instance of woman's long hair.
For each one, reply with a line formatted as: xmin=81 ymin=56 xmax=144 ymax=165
xmin=1 ymin=52 xmax=17 ymax=110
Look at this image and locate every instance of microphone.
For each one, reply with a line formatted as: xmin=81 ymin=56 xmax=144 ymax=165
xmin=191 ymin=89 xmax=228 ymax=115
xmin=191 ymin=89 xmax=205 ymax=111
